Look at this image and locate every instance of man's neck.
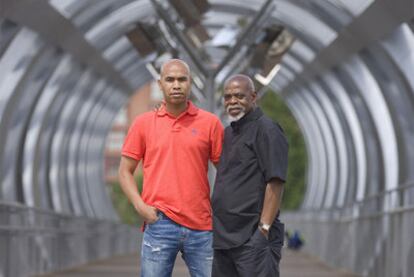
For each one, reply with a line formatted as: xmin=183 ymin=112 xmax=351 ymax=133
xmin=165 ymin=102 xmax=187 ymax=117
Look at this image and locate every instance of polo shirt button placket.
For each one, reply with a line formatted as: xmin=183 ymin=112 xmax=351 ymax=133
xmin=172 ymin=120 xmax=181 ymax=132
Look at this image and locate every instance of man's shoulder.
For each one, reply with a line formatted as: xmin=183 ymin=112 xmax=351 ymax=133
xmin=130 ymin=111 xmax=156 ymax=129
xmin=133 ymin=110 xmax=156 ymax=122
xmin=257 ymin=114 xmax=285 ymax=134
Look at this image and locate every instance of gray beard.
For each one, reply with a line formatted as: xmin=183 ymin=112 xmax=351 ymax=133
xmin=228 ymin=112 xmax=245 ymax=122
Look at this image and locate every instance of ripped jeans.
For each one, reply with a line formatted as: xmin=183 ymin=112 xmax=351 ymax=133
xmin=141 ymin=212 xmax=213 ymax=277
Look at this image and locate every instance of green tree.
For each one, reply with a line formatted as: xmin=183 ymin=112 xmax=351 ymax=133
xmin=259 ymin=90 xmax=307 ymax=210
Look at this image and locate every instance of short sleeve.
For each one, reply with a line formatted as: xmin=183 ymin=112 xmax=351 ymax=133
xmin=209 ymin=117 xmax=224 ymax=163
xmin=121 ymin=116 xmax=146 ymax=161
xmin=255 ymin=123 xmax=288 ymax=183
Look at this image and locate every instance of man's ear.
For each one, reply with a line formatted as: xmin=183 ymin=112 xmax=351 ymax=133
xmin=251 ymin=91 xmax=258 ymax=103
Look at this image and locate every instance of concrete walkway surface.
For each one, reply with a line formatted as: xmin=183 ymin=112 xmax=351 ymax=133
xmin=38 ymin=249 xmax=359 ymax=277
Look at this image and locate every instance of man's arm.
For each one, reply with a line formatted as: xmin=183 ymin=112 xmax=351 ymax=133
xmin=259 ymin=177 xmax=284 ymax=238
xmin=210 ymin=118 xmax=224 ymax=168
xmin=118 ymin=156 xmax=158 ymax=223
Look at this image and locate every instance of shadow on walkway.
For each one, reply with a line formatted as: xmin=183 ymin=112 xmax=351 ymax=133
xmin=39 ymin=249 xmax=359 ymax=277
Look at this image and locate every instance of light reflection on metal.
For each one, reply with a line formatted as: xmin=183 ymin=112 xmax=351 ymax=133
xmin=0 ymin=1 xmax=414 ymax=277
xmin=145 ymin=62 xmax=160 ymax=80
xmin=255 ymin=64 xmax=281 ymax=86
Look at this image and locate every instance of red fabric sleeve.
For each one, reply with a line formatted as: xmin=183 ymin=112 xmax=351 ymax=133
xmin=210 ymin=117 xmax=224 ymax=163
xmin=121 ymin=116 xmax=146 ymax=161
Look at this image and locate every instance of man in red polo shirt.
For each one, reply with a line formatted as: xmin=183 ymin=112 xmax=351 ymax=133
xmin=119 ymin=59 xmax=224 ymax=277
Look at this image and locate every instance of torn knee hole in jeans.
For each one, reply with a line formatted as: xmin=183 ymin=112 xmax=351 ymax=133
xmin=143 ymin=241 xmax=162 ymax=252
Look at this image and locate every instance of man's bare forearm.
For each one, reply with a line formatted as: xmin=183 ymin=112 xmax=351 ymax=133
xmin=260 ymin=178 xmax=284 ymax=225
xmin=119 ymin=167 xmax=143 ymax=210
xmin=118 ymin=156 xmax=158 ymax=223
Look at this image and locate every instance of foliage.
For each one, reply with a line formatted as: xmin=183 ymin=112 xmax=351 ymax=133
xmin=259 ymin=90 xmax=307 ymax=210
xmin=109 ymin=173 xmax=143 ymax=226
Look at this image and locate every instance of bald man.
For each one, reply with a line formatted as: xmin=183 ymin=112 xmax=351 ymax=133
xmin=119 ymin=59 xmax=224 ymax=277
xmin=212 ymin=74 xmax=288 ymax=276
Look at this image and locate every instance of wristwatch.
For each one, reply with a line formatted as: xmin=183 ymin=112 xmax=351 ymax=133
xmin=259 ymin=222 xmax=271 ymax=232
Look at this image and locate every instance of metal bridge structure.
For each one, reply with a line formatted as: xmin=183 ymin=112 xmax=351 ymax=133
xmin=1 ymin=1 xmax=414 ymax=276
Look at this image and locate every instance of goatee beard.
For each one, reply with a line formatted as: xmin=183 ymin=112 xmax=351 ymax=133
xmin=228 ymin=112 xmax=245 ymax=122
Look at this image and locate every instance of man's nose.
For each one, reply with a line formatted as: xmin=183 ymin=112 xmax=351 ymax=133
xmin=228 ymin=95 xmax=238 ymax=104
xmin=173 ymin=80 xmax=181 ymax=88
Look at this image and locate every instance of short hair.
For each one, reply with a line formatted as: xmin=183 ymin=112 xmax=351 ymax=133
xmin=224 ymin=74 xmax=255 ymax=92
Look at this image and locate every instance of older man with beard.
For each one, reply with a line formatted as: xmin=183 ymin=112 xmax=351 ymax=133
xmin=212 ymin=74 xmax=289 ymax=277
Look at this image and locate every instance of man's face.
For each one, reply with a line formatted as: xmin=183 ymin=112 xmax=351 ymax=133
xmin=158 ymin=62 xmax=191 ymax=105
xmin=223 ymin=79 xmax=256 ymax=120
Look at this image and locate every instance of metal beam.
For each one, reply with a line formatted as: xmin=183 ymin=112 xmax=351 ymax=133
xmin=282 ymin=0 xmax=414 ymax=92
xmin=209 ymin=3 xmax=256 ymax=16
xmin=150 ymin=0 xmax=209 ymax=77
xmin=212 ymin=0 xmax=275 ymax=78
xmin=0 ymin=0 xmax=132 ymax=92
xmin=205 ymin=75 xmax=216 ymax=113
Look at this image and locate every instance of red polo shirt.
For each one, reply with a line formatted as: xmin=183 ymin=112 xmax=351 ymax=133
xmin=122 ymin=101 xmax=224 ymax=230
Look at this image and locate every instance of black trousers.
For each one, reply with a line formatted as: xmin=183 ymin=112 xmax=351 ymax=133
xmin=212 ymin=222 xmax=284 ymax=277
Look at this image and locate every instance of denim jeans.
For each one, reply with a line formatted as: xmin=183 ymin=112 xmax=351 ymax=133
xmin=141 ymin=212 xmax=213 ymax=277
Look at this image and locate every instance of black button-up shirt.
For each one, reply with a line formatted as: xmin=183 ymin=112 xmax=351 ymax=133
xmin=212 ymin=107 xmax=288 ymax=249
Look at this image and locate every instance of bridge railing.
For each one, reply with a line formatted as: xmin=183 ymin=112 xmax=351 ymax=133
xmin=282 ymin=182 xmax=414 ymax=277
xmin=0 ymin=201 xmax=140 ymax=276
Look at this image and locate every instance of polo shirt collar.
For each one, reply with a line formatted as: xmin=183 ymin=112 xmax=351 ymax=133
xmin=230 ymin=107 xmax=263 ymax=131
xmin=157 ymin=100 xmax=198 ymax=117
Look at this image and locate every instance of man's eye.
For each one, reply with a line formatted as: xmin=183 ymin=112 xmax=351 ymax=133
xmin=224 ymin=93 xmax=246 ymax=101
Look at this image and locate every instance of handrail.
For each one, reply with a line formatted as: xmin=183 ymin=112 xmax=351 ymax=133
xmin=0 ymin=200 xmax=121 ymax=223
xmin=0 ymin=200 xmax=139 ymax=276
xmin=301 ymin=181 xmax=414 ymax=213
xmin=353 ymin=181 xmax=414 ymax=205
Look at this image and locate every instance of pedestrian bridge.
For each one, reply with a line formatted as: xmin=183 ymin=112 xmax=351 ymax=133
xmin=1 ymin=1 xmax=414 ymax=276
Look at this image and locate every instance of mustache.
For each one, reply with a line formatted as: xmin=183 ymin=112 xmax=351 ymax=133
xmin=226 ymin=105 xmax=245 ymax=113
